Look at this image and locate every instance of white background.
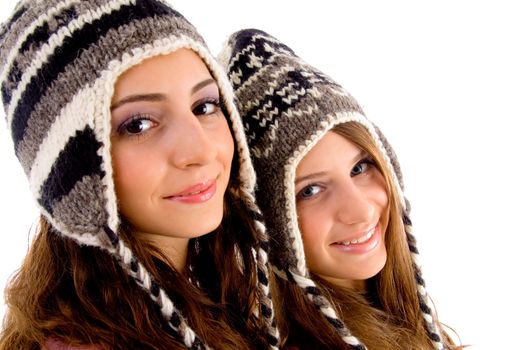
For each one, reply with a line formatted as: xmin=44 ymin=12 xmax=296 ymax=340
xmin=1 ymin=1 xmax=525 ymax=349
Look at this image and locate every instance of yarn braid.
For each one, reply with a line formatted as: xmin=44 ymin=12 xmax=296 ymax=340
xmin=273 ymin=269 xmax=367 ymax=350
xmin=403 ymin=215 xmax=445 ymax=350
xmin=101 ymin=227 xmax=208 ymax=350
xmin=239 ymin=187 xmax=280 ymax=349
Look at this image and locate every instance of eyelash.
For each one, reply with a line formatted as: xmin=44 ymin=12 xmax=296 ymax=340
xmin=296 ymin=183 xmax=324 ymax=201
xmin=296 ymin=157 xmax=377 ymax=201
xmin=117 ymin=114 xmax=156 ymax=138
xmin=351 ymin=157 xmax=376 ymax=177
xmin=192 ymin=97 xmax=222 ymax=117
xmin=115 ymin=96 xmax=223 ymax=138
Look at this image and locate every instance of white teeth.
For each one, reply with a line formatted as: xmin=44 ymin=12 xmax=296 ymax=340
xmin=182 ymin=189 xmax=203 ymax=196
xmin=352 ymin=229 xmax=374 ymax=244
xmin=336 ymin=228 xmax=375 ymax=245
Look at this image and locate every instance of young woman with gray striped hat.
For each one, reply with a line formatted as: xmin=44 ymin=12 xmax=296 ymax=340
xmin=219 ymin=29 xmax=459 ymax=350
xmin=0 ymin=2 xmax=279 ymax=349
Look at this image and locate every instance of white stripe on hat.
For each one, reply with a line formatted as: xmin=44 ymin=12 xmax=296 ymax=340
xmin=6 ymin=0 xmax=136 ymax=130
xmin=28 ymin=84 xmax=96 ymax=199
xmin=0 ymin=0 xmax=82 ymax=84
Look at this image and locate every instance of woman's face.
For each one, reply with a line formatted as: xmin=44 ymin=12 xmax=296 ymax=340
xmin=295 ymin=131 xmax=388 ymax=289
xmin=110 ymin=49 xmax=234 ymax=253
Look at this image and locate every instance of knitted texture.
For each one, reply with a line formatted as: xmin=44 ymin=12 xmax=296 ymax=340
xmin=219 ymin=28 xmax=445 ymax=349
xmin=0 ymin=3 xmax=277 ymax=348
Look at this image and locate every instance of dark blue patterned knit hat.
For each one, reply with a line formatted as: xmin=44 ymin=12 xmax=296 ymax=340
xmin=0 ymin=3 xmax=278 ymax=349
xmin=219 ymin=28 xmax=445 ymax=350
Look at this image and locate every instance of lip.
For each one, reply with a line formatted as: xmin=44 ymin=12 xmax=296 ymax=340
xmin=330 ymin=224 xmax=380 ymax=254
xmin=164 ymin=179 xmax=217 ymax=204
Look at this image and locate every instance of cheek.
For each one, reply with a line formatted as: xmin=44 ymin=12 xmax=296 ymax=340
xmin=297 ymin=205 xmax=329 ymax=253
xmin=379 ymin=186 xmax=389 ymax=211
xmin=112 ymin=146 xmax=158 ymax=205
xmin=214 ymin=121 xmax=235 ymax=168
xmin=223 ymin=133 xmax=235 ymax=165
xmin=374 ymin=187 xmax=389 ymax=212
xmin=371 ymin=172 xmax=389 ymax=211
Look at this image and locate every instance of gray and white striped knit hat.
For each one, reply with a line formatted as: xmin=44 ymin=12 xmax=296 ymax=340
xmin=0 ymin=3 xmax=278 ymax=349
xmin=219 ymin=29 xmax=445 ymax=350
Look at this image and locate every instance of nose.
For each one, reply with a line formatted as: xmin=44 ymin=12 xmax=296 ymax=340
xmin=336 ymin=180 xmax=376 ymax=226
xmin=165 ymin=111 xmax=217 ymax=169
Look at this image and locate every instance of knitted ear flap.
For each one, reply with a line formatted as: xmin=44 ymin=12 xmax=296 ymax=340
xmin=0 ymin=1 xmax=277 ymax=348
xmin=219 ymin=28 xmax=445 ymax=350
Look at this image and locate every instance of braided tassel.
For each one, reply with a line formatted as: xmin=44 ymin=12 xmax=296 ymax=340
xmin=402 ymin=216 xmax=446 ymax=350
xmin=103 ymin=226 xmax=209 ymax=350
xmin=254 ymin=242 xmax=281 ymax=349
xmin=239 ymin=188 xmax=281 ymax=350
xmin=281 ymin=270 xmax=367 ymax=350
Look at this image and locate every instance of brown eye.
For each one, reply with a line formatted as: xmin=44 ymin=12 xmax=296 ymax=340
xmin=128 ymin=119 xmax=151 ymax=133
xmin=118 ymin=115 xmax=156 ymax=136
xmin=192 ymin=98 xmax=220 ymax=116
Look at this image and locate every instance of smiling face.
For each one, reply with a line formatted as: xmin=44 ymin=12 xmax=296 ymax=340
xmin=295 ymin=130 xmax=389 ymax=290
xmin=110 ymin=49 xmax=234 ymax=266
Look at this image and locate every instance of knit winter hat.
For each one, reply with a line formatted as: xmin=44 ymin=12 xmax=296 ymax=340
xmin=0 ymin=3 xmax=277 ymax=349
xmin=219 ymin=29 xmax=445 ymax=350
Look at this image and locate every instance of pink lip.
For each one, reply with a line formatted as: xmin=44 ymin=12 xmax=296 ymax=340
xmin=165 ymin=179 xmax=217 ymax=204
xmin=330 ymin=225 xmax=380 ymax=254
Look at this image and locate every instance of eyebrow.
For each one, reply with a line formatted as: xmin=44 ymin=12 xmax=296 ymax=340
xmin=110 ymin=78 xmax=217 ymax=111
xmin=191 ymin=78 xmax=216 ymax=94
xmin=295 ymin=171 xmax=328 ymax=185
xmin=110 ymin=93 xmax=165 ymax=111
xmin=294 ymin=149 xmax=368 ymax=184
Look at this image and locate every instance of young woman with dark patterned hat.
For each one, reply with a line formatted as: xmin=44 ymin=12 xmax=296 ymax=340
xmin=220 ymin=29 xmax=460 ymax=350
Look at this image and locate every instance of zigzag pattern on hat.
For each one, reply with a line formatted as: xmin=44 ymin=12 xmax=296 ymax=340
xmin=1 ymin=2 xmax=276 ymax=348
xmin=220 ymin=28 xmax=445 ymax=349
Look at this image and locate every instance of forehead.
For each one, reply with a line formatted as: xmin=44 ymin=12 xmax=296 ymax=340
xmin=112 ymin=49 xmax=213 ymax=98
xmin=296 ymin=131 xmax=363 ymax=174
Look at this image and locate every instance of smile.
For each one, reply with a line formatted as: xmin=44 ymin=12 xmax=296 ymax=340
xmin=334 ymin=226 xmax=376 ymax=246
xmin=330 ymin=224 xmax=381 ymax=254
xmin=335 ymin=228 xmax=374 ymax=245
xmin=165 ymin=179 xmax=217 ymax=204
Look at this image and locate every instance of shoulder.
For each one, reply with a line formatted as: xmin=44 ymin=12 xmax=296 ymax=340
xmin=42 ymin=339 xmax=100 ymax=350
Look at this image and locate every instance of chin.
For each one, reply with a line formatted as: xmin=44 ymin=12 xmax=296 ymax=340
xmin=351 ymin=264 xmax=386 ymax=280
xmin=334 ymin=252 xmax=388 ymax=282
xmin=360 ymin=252 xmax=388 ymax=279
xmin=189 ymin=212 xmax=224 ymax=237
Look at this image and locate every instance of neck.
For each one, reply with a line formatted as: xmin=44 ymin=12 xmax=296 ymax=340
xmin=134 ymin=231 xmax=189 ymax=272
xmin=321 ymin=275 xmax=366 ymax=292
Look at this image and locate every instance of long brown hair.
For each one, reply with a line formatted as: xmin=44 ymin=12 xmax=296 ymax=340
xmin=273 ymin=121 xmax=458 ymax=350
xmin=0 ymin=169 xmax=268 ymax=349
